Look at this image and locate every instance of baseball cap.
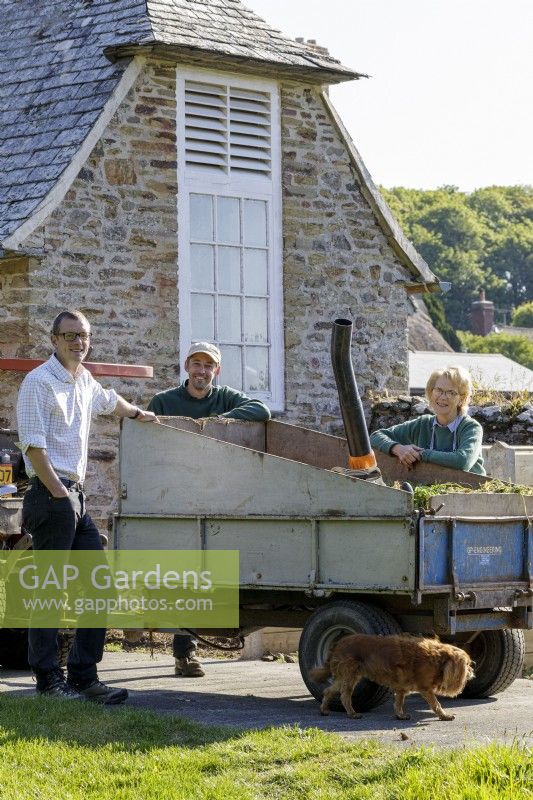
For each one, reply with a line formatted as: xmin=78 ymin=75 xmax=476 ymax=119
xmin=186 ymin=341 xmax=221 ymax=365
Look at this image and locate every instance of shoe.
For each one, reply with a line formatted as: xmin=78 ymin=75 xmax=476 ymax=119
xmin=36 ymin=669 xmax=84 ymax=701
xmin=69 ymin=679 xmax=128 ymax=705
xmin=174 ymin=656 xmax=205 ymax=677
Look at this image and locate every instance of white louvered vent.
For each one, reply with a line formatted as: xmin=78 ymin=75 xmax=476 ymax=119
xmin=185 ymin=81 xmax=228 ymax=171
xmin=184 ymin=81 xmax=271 ymax=176
xmin=229 ymin=87 xmax=271 ymax=174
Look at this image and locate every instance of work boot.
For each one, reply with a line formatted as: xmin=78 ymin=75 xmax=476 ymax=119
xmin=68 ymin=678 xmax=128 ymax=705
xmin=174 ymin=655 xmax=205 ymax=677
xmin=35 ymin=668 xmax=84 ymax=701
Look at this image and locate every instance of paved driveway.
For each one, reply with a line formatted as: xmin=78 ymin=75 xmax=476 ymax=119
xmin=1 ymin=652 xmax=532 ymax=749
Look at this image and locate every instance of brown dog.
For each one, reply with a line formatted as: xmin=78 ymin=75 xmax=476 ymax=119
xmin=310 ymin=633 xmax=474 ymax=721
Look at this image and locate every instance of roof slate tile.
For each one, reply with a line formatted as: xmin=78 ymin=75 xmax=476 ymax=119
xmin=0 ymin=0 xmax=358 ymax=244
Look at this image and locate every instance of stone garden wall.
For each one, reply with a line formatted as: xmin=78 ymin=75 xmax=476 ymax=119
xmin=370 ymin=395 xmax=533 ymax=448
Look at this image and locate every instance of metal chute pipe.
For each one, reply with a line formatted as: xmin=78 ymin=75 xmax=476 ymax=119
xmin=331 ymin=318 xmax=377 ymax=470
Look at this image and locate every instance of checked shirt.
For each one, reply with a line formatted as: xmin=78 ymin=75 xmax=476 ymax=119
xmin=16 ymin=354 xmax=118 ymax=482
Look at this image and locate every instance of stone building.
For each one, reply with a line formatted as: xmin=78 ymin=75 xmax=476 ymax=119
xmin=0 ymin=0 xmax=438 ymax=527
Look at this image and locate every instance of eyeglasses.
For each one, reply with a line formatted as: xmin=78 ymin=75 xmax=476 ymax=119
xmin=56 ymin=332 xmax=91 ymax=342
xmin=433 ymin=387 xmax=459 ymax=398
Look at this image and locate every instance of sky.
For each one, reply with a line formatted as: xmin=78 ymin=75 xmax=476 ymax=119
xmin=245 ymin=0 xmax=533 ymax=192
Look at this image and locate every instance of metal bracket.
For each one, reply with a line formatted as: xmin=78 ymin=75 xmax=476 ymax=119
xmin=433 ymin=597 xmax=452 ymax=634
xmin=309 ymin=519 xmax=319 ymax=590
xmin=526 ymin=518 xmax=533 ymax=591
xmin=412 ymin=512 xmax=423 ymax=606
xmin=449 ymin=519 xmax=477 ymax=604
xmin=450 ymin=518 xmax=460 ymax=598
xmin=120 ymin=482 xmax=127 ymax=499
xmin=455 ymin=590 xmax=477 ymax=604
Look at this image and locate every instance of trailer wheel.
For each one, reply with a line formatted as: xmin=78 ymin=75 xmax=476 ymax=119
xmin=0 ymin=628 xmax=29 ymax=670
xmin=460 ymin=629 xmax=525 ymax=698
xmin=299 ymin=600 xmax=402 ymax=712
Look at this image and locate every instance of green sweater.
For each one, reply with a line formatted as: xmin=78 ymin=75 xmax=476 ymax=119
xmin=147 ymin=382 xmax=271 ymax=421
xmin=370 ymin=414 xmax=485 ymax=475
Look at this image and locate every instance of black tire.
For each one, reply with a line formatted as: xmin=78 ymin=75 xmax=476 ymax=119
xmin=299 ymin=600 xmax=402 ymax=712
xmin=460 ymin=629 xmax=525 ymax=698
xmin=0 ymin=628 xmax=29 ymax=670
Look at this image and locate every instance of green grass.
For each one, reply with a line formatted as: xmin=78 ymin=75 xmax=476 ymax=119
xmin=102 ymin=641 xmax=123 ymax=652
xmin=0 ymin=695 xmax=531 ymax=799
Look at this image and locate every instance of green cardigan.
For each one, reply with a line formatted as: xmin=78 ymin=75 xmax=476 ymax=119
xmin=147 ymin=381 xmax=270 ymax=421
xmin=370 ymin=414 xmax=485 ymax=475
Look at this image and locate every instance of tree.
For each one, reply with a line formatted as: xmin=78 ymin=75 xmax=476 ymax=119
xmin=382 ymin=185 xmax=533 ymax=330
xmin=485 ymin=226 xmax=533 ymax=307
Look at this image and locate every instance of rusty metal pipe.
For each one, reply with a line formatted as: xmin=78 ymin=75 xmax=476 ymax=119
xmin=331 ymin=318 xmax=377 ymax=470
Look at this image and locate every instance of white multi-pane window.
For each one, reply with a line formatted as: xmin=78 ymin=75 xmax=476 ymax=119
xmin=177 ymin=70 xmax=284 ymax=409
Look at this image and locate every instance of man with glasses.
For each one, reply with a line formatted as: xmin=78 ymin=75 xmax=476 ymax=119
xmin=148 ymin=341 xmax=271 ymax=677
xmin=16 ymin=309 xmax=158 ymax=701
xmin=370 ymin=366 xmax=485 ymax=474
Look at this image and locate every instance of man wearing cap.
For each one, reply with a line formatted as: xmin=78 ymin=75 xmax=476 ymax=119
xmin=148 ymin=341 xmax=270 ymax=677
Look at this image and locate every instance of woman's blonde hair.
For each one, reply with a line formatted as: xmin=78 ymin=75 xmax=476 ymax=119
xmin=425 ymin=366 xmax=472 ymax=415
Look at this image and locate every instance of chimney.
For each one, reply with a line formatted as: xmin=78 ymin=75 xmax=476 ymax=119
xmin=471 ymin=289 xmax=494 ymax=336
xmin=295 ymin=37 xmax=332 ymax=94
xmin=295 ymin=36 xmax=331 ymax=57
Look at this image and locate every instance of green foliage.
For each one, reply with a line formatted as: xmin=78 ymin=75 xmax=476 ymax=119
xmin=0 ymin=695 xmax=531 ymax=799
xmin=382 ymin=185 xmax=533 ymax=329
xmin=512 ymin=301 xmax=533 ymax=327
xmin=458 ymin=331 xmax=533 ymax=370
xmin=485 ymin=226 xmax=533 ymax=308
xmin=423 ymin=292 xmax=463 ymax=350
xmin=412 ymin=479 xmax=533 ymax=510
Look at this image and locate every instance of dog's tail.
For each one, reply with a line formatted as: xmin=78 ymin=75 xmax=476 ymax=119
xmin=309 ymin=663 xmax=331 ymax=683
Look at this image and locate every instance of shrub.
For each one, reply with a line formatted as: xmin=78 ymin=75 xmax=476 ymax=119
xmin=511 ymin=301 xmax=533 ymax=327
xmin=458 ymin=331 xmax=533 ymax=370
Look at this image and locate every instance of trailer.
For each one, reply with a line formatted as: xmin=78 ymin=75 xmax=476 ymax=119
xmin=2 ymin=321 xmax=531 ymax=708
xmin=114 ymin=416 xmax=532 ymax=710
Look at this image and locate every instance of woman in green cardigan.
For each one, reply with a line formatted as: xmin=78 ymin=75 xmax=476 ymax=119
xmin=370 ymin=366 xmax=485 ymax=475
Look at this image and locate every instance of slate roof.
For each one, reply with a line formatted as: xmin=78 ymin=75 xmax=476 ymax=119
xmin=497 ymin=325 xmax=533 ymax=342
xmin=126 ymin=0 xmax=359 ymax=77
xmin=409 ymin=352 xmax=533 ymax=394
xmin=0 ymin=0 xmax=359 ymax=248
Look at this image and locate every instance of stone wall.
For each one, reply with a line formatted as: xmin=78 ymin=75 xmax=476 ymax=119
xmin=0 ymin=255 xmax=29 ymax=360
xmin=1 ymin=61 xmax=178 ymax=530
xmin=280 ymin=83 xmax=413 ymax=433
xmin=370 ymin=395 xmax=533 ymax=446
xmin=0 ymin=255 xmax=31 ymax=429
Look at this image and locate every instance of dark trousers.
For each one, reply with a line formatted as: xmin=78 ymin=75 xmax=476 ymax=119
xmin=172 ymin=633 xmax=197 ymax=659
xmin=23 ymin=480 xmax=105 ymax=684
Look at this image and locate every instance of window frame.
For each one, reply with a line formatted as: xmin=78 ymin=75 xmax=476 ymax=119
xmin=177 ymin=67 xmax=284 ymax=411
